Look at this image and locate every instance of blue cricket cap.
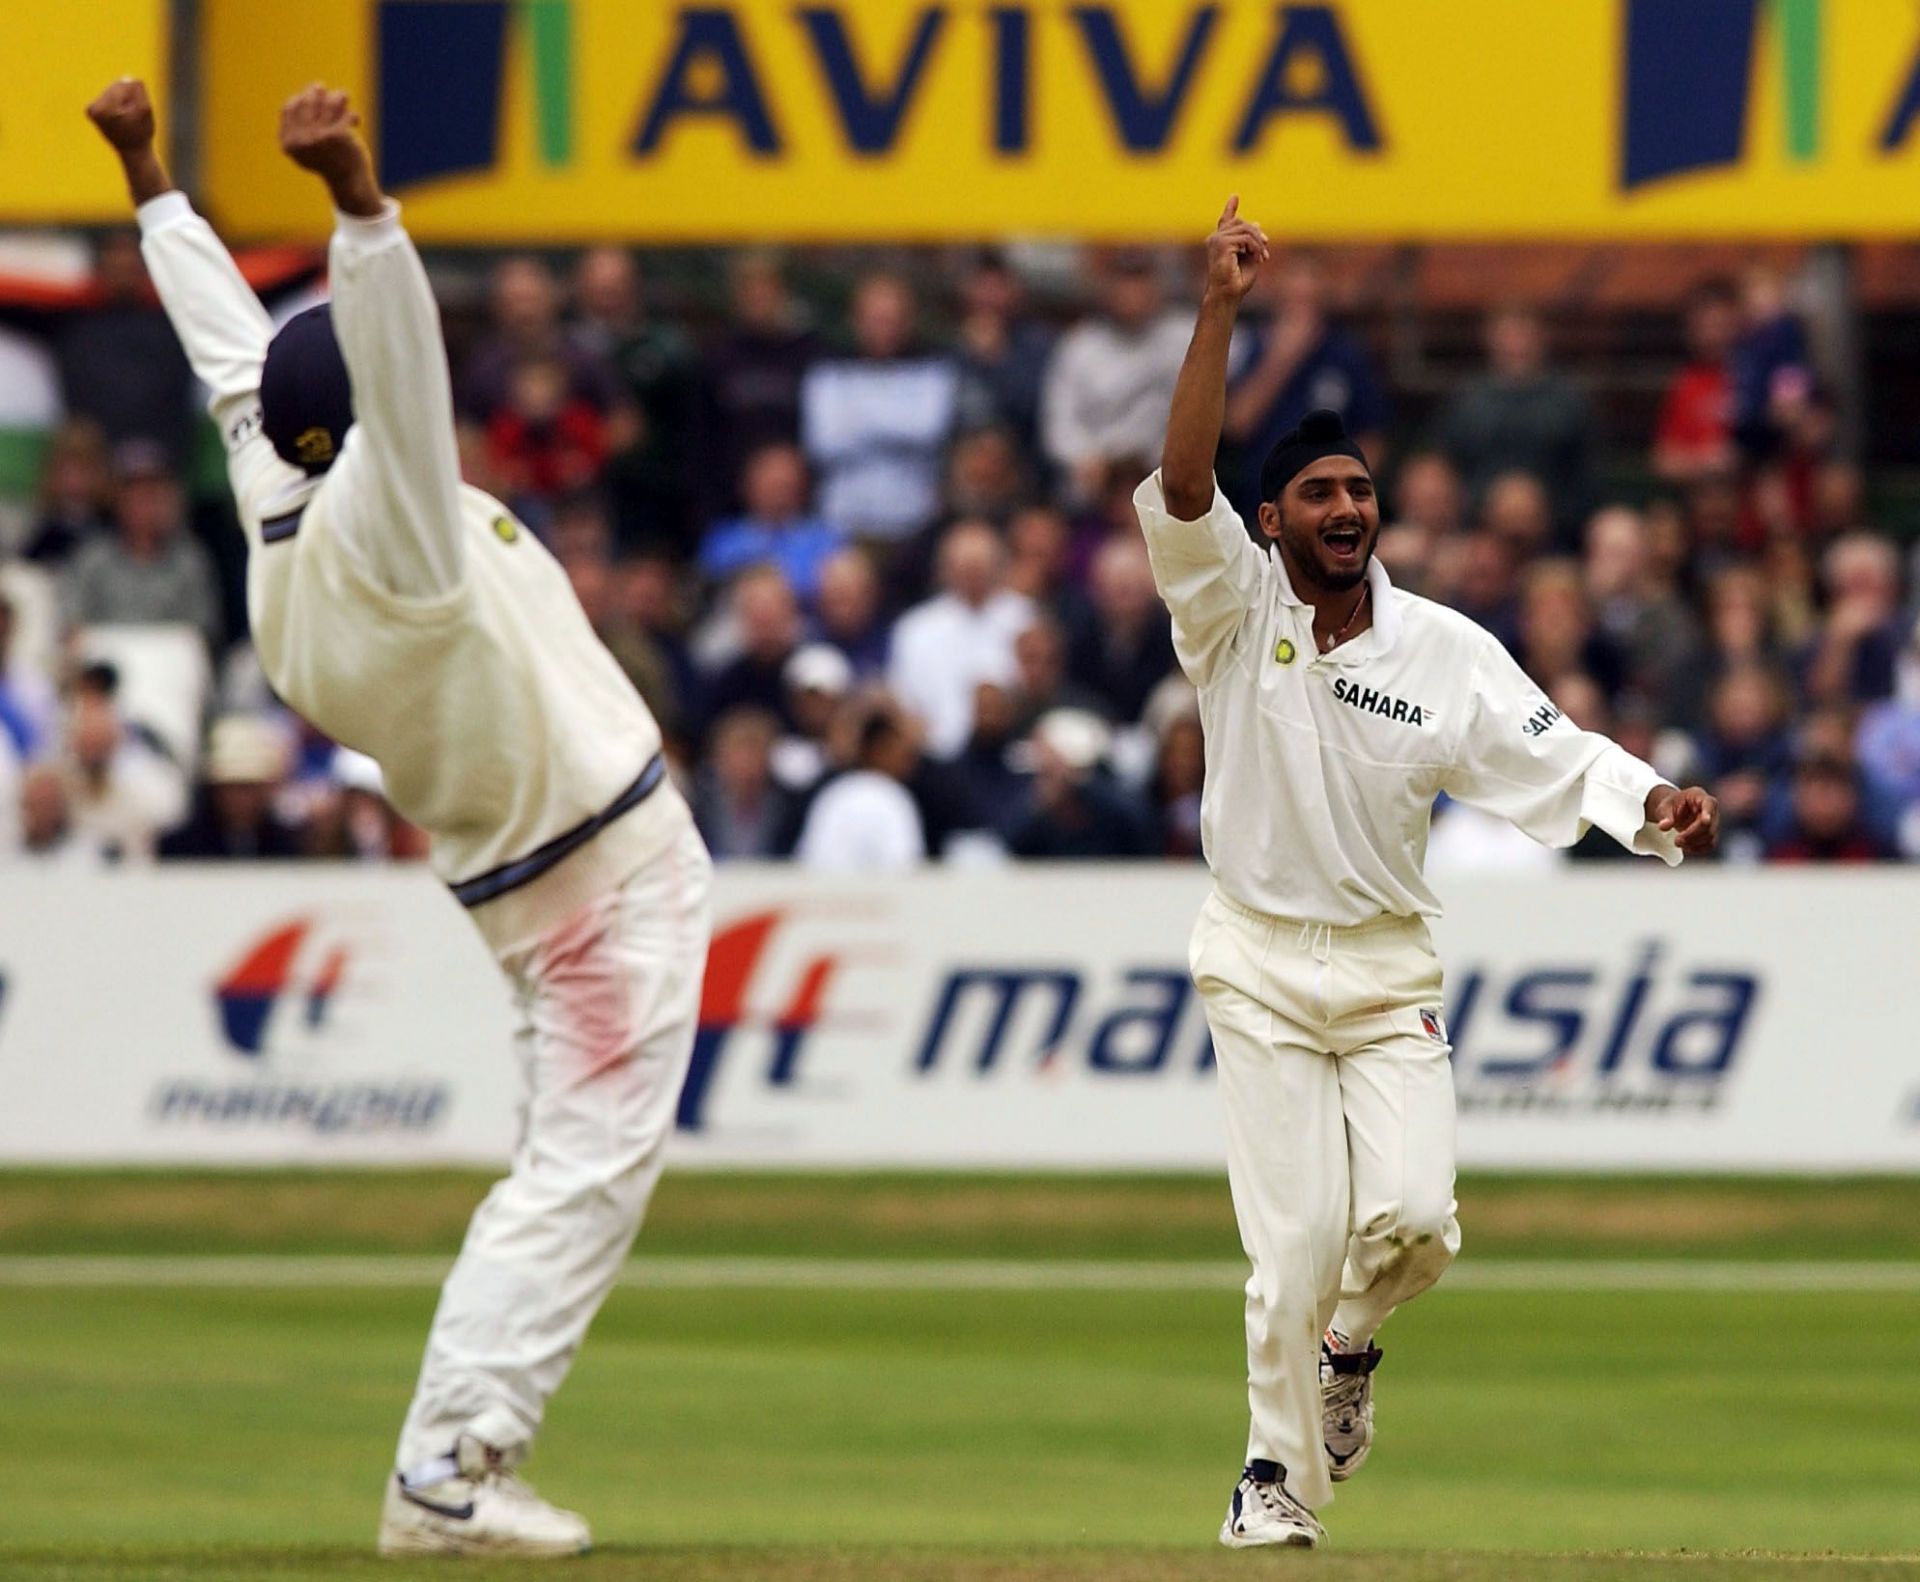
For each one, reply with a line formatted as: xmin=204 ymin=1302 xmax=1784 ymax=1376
xmin=259 ymin=304 xmax=354 ymax=474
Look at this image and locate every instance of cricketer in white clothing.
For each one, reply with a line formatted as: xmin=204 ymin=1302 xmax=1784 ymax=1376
xmin=89 ymin=81 xmax=713 ymax=1559
xmin=1141 ymin=199 xmax=1720 ymax=1551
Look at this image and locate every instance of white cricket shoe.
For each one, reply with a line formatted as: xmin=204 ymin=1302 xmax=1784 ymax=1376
xmin=1218 ymin=1460 xmax=1324 ymax=1549
xmin=378 ymin=1436 xmax=591 ymax=1558
xmin=1322 ymin=1331 xmax=1382 ymax=1482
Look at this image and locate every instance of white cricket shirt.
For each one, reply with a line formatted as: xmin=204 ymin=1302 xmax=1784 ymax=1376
xmin=139 ymin=193 xmax=679 ymax=951
xmin=1134 ymin=471 xmax=1679 ymax=927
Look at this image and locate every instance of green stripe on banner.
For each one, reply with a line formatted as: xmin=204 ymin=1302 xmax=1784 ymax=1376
xmin=1777 ymin=0 xmax=1821 ymax=163
xmin=528 ymin=0 xmax=573 ymax=169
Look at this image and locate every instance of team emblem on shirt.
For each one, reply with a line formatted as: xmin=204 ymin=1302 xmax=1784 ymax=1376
xmin=492 ymin=514 xmax=521 ymax=544
xmin=1273 ymin=637 xmax=1298 ymax=666
xmin=1419 ymin=1007 xmax=1446 ymax=1042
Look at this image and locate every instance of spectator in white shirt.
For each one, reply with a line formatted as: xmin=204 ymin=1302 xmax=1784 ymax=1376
xmin=1041 ymin=248 xmax=1193 ymax=505
xmin=58 ymin=663 xmax=186 ymax=862
xmin=801 ymin=272 xmax=958 ymax=544
xmin=795 ymin=699 xmax=926 ymax=870
xmin=888 ymin=520 xmax=1035 ymax=759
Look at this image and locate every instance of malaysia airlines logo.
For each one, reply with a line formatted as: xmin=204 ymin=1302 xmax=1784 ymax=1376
xmin=215 ymin=919 xmax=351 ymax=1058
xmin=679 ymin=906 xmax=889 ymax=1131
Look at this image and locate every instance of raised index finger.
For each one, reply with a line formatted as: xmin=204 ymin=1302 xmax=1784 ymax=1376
xmin=1218 ymin=194 xmax=1239 ymax=228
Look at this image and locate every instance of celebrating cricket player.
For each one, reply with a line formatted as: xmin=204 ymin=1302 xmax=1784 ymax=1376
xmin=87 ymin=80 xmax=713 ymax=1558
xmin=1137 ymin=198 xmax=1719 ymax=1549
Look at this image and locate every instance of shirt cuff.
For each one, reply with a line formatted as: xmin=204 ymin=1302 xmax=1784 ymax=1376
xmin=331 ymin=199 xmax=405 ymax=250
xmin=135 ymin=190 xmax=194 ymax=236
xmin=1580 ymin=746 xmax=1681 ymax=866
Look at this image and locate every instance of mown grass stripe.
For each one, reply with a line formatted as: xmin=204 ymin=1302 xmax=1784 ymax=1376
xmin=2 ymin=1257 xmax=1919 ymax=1293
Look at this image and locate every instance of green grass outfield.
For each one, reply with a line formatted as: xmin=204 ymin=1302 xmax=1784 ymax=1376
xmin=2 ymin=1172 xmax=1918 ymax=1581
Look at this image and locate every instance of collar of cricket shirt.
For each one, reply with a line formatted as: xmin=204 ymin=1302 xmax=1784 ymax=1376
xmin=1269 ymin=549 xmax=1402 ymax=664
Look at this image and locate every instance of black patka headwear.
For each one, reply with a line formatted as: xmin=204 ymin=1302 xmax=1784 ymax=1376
xmin=1258 ymin=408 xmax=1369 ymax=503
xmin=259 ymin=304 xmax=355 ymax=475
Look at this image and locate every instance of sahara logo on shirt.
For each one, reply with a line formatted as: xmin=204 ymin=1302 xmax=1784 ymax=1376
xmin=1329 ymin=676 xmax=1431 ymax=728
xmin=1522 ymin=702 xmax=1564 ymax=739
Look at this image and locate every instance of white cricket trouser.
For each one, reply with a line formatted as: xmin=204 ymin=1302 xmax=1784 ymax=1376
xmin=396 ymin=820 xmax=713 ymax=1471
xmin=1189 ymin=887 xmax=1461 ymax=1512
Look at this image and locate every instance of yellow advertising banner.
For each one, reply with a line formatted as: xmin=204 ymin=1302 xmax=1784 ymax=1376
xmin=200 ymin=0 xmax=1920 ymax=242
xmin=0 ymin=1 xmax=170 ymax=224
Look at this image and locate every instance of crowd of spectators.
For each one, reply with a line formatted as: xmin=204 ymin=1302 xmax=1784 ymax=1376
xmin=2 ymin=229 xmax=1916 ymax=871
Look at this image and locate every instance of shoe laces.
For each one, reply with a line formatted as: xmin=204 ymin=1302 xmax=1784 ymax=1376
xmin=1244 ymin=1474 xmax=1310 ymax=1522
xmin=1324 ymin=1367 xmax=1370 ymax=1430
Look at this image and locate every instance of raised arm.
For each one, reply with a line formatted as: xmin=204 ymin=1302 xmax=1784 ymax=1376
xmin=279 ymin=86 xmax=463 ymax=597
xmin=86 ymin=79 xmax=294 ymax=519
xmin=1161 ymin=195 xmax=1267 ymax=518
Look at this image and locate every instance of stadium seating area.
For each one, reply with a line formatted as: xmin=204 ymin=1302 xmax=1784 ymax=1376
xmin=2 ymin=232 xmax=1917 ymax=867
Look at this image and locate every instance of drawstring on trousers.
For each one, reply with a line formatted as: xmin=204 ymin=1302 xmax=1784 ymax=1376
xmin=1296 ymin=920 xmax=1334 ymax=965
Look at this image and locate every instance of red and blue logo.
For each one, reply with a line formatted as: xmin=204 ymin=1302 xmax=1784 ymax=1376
xmin=214 ymin=919 xmax=351 ymax=1058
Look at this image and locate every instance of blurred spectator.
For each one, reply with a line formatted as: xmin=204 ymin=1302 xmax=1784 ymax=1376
xmin=55 ymin=229 xmax=192 ymax=464
xmin=1430 ymin=531 xmax=1521 ymax=652
xmin=941 ymin=424 xmax=1031 ymax=530
xmin=1515 ymin=559 xmax=1627 ymax=700
xmin=700 ymin=250 xmax=824 ymax=510
xmin=0 ymin=589 xmax=57 ymax=759
xmin=1010 ymin=614 xmax=1112 ymax=735
xmin=773 ymin=643 xmax=852 ymax=794
xmin=1856 ymin=630 xmax=1920 ymax=858
xmin=801 ymin=272 xmax=958 ymax=545
xmin=1004 ymin=708 xmax=1153 ymax=859
xmin=460 ymin=255 xmax=620 ymax=426
xmin=953 ymin=251 xmax=1055 ymax=452
xmin=1067 ymin=537 xmax=1177 ymax=723
xmin=557 ymin=517 xmax=682 ymax=738
xmin=699 ymin=564 xmax=804 ymax=735
xmin=1800 ymin=533 xmax=1906 ymax=708
xmin=0 ymin=323 xmax=62 ymax=434
xmin=304 ymin=748 xmax=425 ymax=861
xmin=698 ymin=442 xmax=844 ymax=604
xmin=1766 ymin=750 xmax=1890 ymax=863
xmin=572 ymin=245 xmax=696 ymax=550
xmin=888 ymin=521 xmax=1035 ymax=758
xmin=951 ymin=677 xmax=1028 ymax=839
xmin=1222 ymin=251 xmax=1388 ymax=517
xmin=61 ymin=441 xmax=223 ymax=654
xmin=9 ymin=761 xmax=88 ymax=866
xmin=1582 ymin=505 xmax=1701 ymax=706
xmin=59 ymin=662 xmax=186 ymax=863
xmin=1041 ymin=248 xmax=1191 ymax=504
xmin=1480 ymin=470 xmax=1555 ymax=566
xmin=1730 ymin=264 xmax=1816 ymax=465
xmin=1376 ymin=451 xmax=1464 ymax=595
xmin=812 ymin=546 xmax=890 ymax=677
xmin=795 ymin=699 xmax=926 ymax=869
xmin=485 ymin=353 xmax=609 ymax=509
xmin=24 ymin=418 xmax=114 ymax=568
xmin=1150 ymin=707 xmax=1207 ymax=860
xmin=1431 ymin=305 xmax=1593 ymax=540
xmin=158 ymin=714 xmax=303 ymax=860
xmin=1653 ymin=278 xmax=1739 ymax=484
xmin=1693 ymin=661 xmax=1795 ymax=861
xmin=694 ymin=706 xmax=798 ymax=860
xmin=1004 ymin=504 xmax=1093 ymax=634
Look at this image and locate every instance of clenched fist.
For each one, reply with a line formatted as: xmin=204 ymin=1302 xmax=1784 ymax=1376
xmin=86 ymin=77 xmax=156 ymax=153
xmin=279 ymin=83 xmax=384 ymax=218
